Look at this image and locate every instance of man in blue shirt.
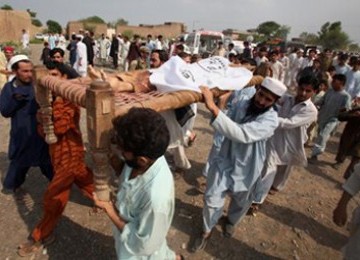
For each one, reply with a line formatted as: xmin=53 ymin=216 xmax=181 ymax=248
xmin=94 ymin=108 xmax=183 ymax=260
xmin=192 ymin=77 xmax=287 ymax=252
xmin=0 ymin=55 xmax=53 ymax=193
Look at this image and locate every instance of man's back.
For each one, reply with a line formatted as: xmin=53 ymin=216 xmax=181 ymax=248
xmin=318 ymin=89 xmax=351 ymax=125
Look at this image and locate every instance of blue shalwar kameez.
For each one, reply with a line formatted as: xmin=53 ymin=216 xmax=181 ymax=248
xmin=203 ymin=93 xmax=278 ymax=232
xmin=0 ymin=79 xmax=53 ymax=190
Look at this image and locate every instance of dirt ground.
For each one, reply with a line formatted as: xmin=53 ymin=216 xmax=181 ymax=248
xmin=0 ymin=44 xmax=359 ymax=260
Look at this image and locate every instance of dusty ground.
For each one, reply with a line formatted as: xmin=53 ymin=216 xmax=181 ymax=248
xmin=0 ymin=44 xmax=359 ymax=260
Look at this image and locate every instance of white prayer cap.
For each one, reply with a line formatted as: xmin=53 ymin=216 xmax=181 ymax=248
xmin=297 ymin=48 xmax=304 ymax=53
xmin=261 ymin=77 xmax=287 ymax=97
xmin=76 ymin=34 xmax=84 ymax=40
xmin=8 ymin=54 xmax=30 ymax=69
xmin=140 ymin=46 xmax=150 ymax=53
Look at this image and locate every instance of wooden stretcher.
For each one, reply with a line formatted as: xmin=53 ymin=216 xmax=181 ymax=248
xmin=34 ymin=66 xmax=263 ymax=201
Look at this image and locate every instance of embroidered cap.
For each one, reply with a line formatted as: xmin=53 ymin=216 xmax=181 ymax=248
xmin=8 ymin=54 xmax=30 ymax=69
xmin=261 ymin=77 xmax=287 ymax=97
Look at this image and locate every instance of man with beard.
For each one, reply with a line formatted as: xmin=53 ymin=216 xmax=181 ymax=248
xmin=192 ymin=77 xmax=286 ymax=252
xmin=251 ymin=75 xmax=318 ymax=213
xmin=0 ymin=55 xmax=53 ymax=193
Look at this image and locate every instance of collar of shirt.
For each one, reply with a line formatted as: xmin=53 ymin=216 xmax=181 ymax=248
xmin=124 ymin=156 xmax=166 ymax=186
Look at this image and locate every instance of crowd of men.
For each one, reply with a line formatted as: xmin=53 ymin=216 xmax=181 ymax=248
xmin=0 ymin=31 xmax=359 ymax=259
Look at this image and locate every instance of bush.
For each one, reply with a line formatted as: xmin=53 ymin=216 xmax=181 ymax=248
xmin=30 ymin=38 xmax=43 ymax=44
xmin=46 ymin=20 xmax=62 ymax=34
xmin=80 ymin=16 xmax=105 ymax=24
xmin=32 ymin=19 xmax=43 ymax=27
xmin=1 ymin=4 xmax=13 ymax=10
xmin=122 ymin=30 xmax=134 ymax=40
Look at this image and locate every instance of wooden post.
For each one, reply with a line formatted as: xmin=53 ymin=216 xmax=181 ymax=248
xmin=35 ymin=79 xmax=58 ymax=144
xmin=86 ymin=80 xmax=114 ymax=201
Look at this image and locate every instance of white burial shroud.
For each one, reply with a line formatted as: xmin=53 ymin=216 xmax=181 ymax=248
xmin=149 ymin=56 xmax=253 ymax=93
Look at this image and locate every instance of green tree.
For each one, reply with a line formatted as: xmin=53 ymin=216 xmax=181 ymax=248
xmin=317 ymin=21 xmax=350 ymax=50
xmin=107 ymin=18 xmax=128 ymax=28
xmin=299 ymin=32 xmax=319 ymax=44
xmin=32 ymin=19 xmax=42 ymax=27
xmin=80 ymin=16 xmax=106 ymax=24
xmin=115 ymin=18 xmax=128 ymax=26
xmin=83 ymin=24 xmax=96 ymax=33
xmin=26 ymin=8 xmax=37 ymax=18
xmin=121 ymin=30 xmax=134 ymax=40
xmin=276 ymin=25 xmax=291 ymax=40
xmin=1 ymin=4 xmax=13 ymax=10
xmin=46 ymin=20 xmax=62 ymax=34
xmin=348 ymin=43 xmax=360 ymax=52
xmin=256 ymin=21 xmax=290 ymax=41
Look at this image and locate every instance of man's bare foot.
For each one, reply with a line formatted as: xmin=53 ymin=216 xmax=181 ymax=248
xmin=176 ymin=254 xmax=185 ymax=260
xmin=18 ymin=239 xmax=42 ymax=257
xmin=269 ymin=186 xmax=279 ymax=195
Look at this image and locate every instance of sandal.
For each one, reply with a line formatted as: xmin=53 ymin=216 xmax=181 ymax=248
xmin=191 ymin=232 xmax=211 ymax=252
xmin=247 ymin=204 xmax=260 ymax=217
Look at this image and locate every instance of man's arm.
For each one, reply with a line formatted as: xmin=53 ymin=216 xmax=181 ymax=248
xmin=333 ymin=164 xmax=360 ymax=226
xmin=278 ymin=107 xmax=317 ymax=129
xmin=0 ymin=84 xmax=28 ymax=118
xmin=93 ymin=194 xmax=127 ymax=231
xmin=201 ymin=86 xmax=278 ymax=144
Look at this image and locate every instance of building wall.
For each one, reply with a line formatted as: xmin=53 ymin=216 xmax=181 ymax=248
xmin=0 ymin=10 xmax=43 ymax=43
xmin=116 ymin=22 xmax=186 ymax=39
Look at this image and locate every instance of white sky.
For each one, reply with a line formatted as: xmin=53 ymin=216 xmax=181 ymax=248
xmin=4 ymin=0 xmax=360 ymax=44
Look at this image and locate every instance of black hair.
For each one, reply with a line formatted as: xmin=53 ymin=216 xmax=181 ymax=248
xmin=46 ymin=61 xmax=79 ymax=79
xmin=298 ymin=75 xmax=320 ymax=91
xmin=332 ymin=74 xmax=347 ymax=85
xmin=113 ymin=108 xmax=170 ymax=160
xmin=49 ymin=48 xmax=65 ymax=58
xmin=259 ymin=46 xmax=267 ymax=52
xmin=228 ymin=53 xmax=236 ymax=59
xmin=319 ymin=79 xmax=329 ymax=89
xmin=176 ymin=44 xmax=185 ymax=52
xmin=339 ymin=53 xmax=349 ymax=61
xmin=152 ymin=49 xmax=169 ymax=63
xmin=270 ymin=50 xmax=279 ymax=56
xmin=327 ymin=65 xmax=336 ymax=72
xmin=178 ymin=51 xmax=190 ymax=59
xmin=241 ymin=58 xmax=257 ymax=67
xmin=11 ymin=59 xmax=31 ymax=71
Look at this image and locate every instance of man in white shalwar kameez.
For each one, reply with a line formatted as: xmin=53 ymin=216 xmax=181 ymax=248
xmin=192 ymin=77 xmax=287 ymax=252
xmin=253 ymin=75 xmax=318 ymax=208
xmin=73 ymin=35 xmax=88 ymax=77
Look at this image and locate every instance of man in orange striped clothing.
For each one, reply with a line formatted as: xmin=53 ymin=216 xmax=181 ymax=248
xmin=18 ymin=62 xmax=94 ymax=256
